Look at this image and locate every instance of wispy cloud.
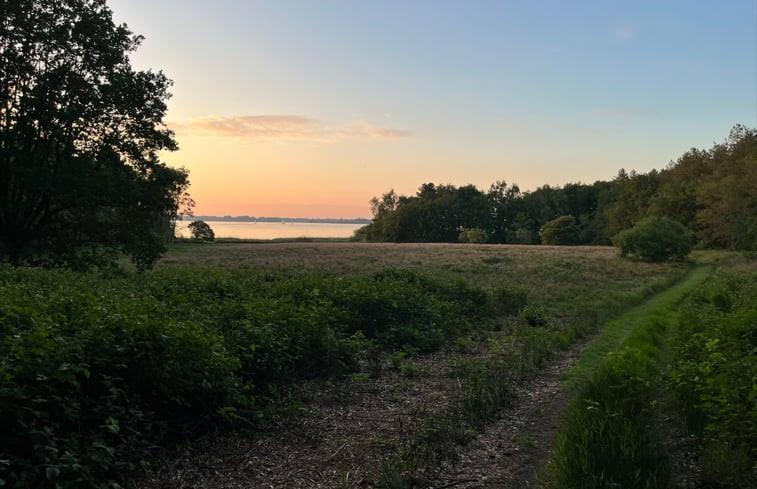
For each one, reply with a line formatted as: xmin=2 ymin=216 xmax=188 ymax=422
xmin=170 ymin=115 xmax=413 ymax=142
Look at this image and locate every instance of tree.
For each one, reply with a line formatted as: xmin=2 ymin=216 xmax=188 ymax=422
xmin=188 ymin=220 xmax=215 ymax=241
xmin=694 ymin=126 xmax=757 ymax=250
xmin=605 ymin=171 xmax=660 ymax=237
xmin=540 ymin=215 xmax=580 ymax=245
xmin=0 ymin=0 xmax=191 ymax=269
xmin=487 ymin=180 xmax=521 ymax=243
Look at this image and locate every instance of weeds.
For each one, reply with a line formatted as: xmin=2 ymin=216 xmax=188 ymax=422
xmin=0 ymin=245 xmax=689 ymax=488
xmin=668 ymin=265 xmax=757 ymax=488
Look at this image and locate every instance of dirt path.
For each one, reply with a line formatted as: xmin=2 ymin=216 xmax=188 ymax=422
xmin=426 ymin=336 xmax=590 ymax=489
xmin=133 ymin=349 xmax=473 ymax=488
xmin=132 ymin=331 xmax=593 ymax=489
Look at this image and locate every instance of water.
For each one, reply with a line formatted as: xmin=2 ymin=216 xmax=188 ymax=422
xmin=176 ymin=220 xmax=365 ymax=240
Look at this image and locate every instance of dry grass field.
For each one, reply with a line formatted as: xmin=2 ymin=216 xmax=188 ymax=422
xmin=159 ymin=241 xmax=685 ymax=320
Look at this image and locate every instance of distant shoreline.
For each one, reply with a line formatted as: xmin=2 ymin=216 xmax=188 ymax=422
xmin=182 ymin=216 xmax=371 ymax=225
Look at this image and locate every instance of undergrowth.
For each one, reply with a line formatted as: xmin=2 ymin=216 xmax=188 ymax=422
xmin=669 ymin=264 xmax=757 ymax=488
xmin=0 ymin=266 xmax=493 ymax=489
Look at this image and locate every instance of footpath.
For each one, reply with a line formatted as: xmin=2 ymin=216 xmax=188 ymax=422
xmin=430 ymin=264 xmax=712 ymax=489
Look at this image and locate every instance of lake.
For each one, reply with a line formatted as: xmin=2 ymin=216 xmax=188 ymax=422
xmin=176 ymin=220 xmax=365 ymax=240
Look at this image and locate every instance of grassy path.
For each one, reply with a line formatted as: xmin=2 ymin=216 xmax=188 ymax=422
xmin=560 ymin=263 xmax=712 ymax=393
xmin=398 ymin=265 xmax=710 ymax=489
xmin=541 ymin=263 xmax=713 ymax=489
xmin=425 ymin=264 xmax=712 ymax=489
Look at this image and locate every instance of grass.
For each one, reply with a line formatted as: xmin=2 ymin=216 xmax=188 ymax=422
xmin=541 ymin=263 xmax=718 ymax=489
xmin=159 ymin=242 xmax=685 ymax=312
xmin=560 ymin=264 xmax=712 ymax=393
xmin=158 ymin=243 xmax=691 ymax=488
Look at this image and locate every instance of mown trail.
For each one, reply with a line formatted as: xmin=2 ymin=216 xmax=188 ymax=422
xmin=428 ymin=264 xmax=712 ymax=489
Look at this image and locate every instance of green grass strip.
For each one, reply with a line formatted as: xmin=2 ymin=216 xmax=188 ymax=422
xmin=561 ymin=263 xmax=712 ymax=393
xmin=542 ymin=263 xmax=714 ymax=489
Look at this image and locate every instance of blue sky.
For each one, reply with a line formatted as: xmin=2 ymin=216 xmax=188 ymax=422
xmin=110 ymin=0 xmax=756 ymax=217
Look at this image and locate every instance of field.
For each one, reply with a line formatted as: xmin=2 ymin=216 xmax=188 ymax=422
xmin=7 ymin=243 xmax=752 ymax=488
xmin=160 ymin=241 xmax=681 ymax=307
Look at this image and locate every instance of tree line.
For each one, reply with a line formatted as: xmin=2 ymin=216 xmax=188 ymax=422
xmin=357 ymin=125 xmax=757 ymax=250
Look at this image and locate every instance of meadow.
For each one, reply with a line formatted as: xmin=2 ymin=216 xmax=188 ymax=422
xmin=0 ymin=243 xmax=699 ymax=488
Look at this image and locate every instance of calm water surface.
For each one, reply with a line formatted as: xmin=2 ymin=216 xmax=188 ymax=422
xmin=176 ymin=220 xmax=364 ymax=239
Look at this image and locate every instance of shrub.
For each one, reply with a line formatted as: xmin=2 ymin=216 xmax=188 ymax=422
xmin=540 ymin=216 xmax=580 ymax=245
xmin=188 ymin=220 xmax=215 ymax=241
xmin=612 ymin=216 xmax=692 ymax=262
xmin=493 ymin=287 xmax=528 ymax=315
xmin=458 ymin=228 xmax=489 ymax=243
xmin=669 ymin=273 xmax=757 ymax=487
xmin=519 ymin=303 xmax=548 ymax=326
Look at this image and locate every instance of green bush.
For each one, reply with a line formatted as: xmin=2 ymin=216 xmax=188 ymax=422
xmin=540 ymin=216 xmax=580 ymax=245
xmin=458 ymin=228 xmax=489 ymax=243
xmin=492 ymin=287 xmax=528 ymax=315
xmin=612 ymin=216 xmax=692 ymax=262
xmin=519 ymin=303 xmax=549 ymax=326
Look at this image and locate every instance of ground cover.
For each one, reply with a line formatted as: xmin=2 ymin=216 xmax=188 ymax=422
xmin=140 ymin=243 xmax=685 ymax=488
xmin=666 ymin=252 xmax=757 ymax=488
xmin=1 ymin=243 xmax=688 ymax=488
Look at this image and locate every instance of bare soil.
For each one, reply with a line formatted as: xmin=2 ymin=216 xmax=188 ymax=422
xmin=133 ymin=348 xmax=468 ymax=489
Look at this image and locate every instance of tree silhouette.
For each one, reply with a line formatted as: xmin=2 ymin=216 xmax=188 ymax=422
xmin=0 ymin=0 xmax=191 ymax=269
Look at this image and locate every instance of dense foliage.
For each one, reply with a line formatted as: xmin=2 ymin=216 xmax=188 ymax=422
xmin=0 ymin=265 xmax=493 ymax=488
xmin=670 ymin=267 xmax=757 ymax=487
xmin=0 ymin=0 xmax=191 ymax=269
xmin=540 ymin=216 xmax=580 ymax=245
xmin=612 ymin=216 xmax=692 ymax=262
xmin=360 ymin=126 xmax=757 ymax=251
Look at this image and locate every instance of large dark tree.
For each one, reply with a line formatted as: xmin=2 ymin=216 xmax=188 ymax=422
xmin=0 ymin=0 xmax=190 ymax=269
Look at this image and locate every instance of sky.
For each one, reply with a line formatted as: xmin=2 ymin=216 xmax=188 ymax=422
xmin=109 ymin=0 xmax=757 ymax=218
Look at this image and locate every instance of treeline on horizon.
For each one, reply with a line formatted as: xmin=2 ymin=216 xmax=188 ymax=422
xmin=187 ymin=216 xmax=371 ymax=224
xmin=356 ymin=125 xmax=757 ymax=250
